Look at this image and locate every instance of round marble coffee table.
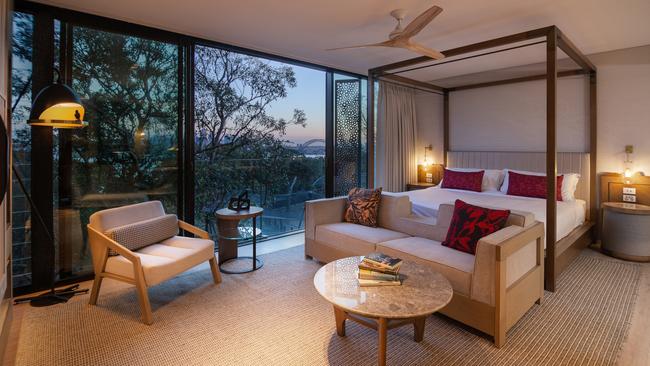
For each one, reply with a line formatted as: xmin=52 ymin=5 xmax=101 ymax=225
xmin=314 ymin=256 xmax=453 ymax=366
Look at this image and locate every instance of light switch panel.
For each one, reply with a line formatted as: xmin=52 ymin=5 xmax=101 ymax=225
xmin=623 ymin=194 xmax=637 ymax=203
xmin=623 ymin=187 xmax=636 ymax=195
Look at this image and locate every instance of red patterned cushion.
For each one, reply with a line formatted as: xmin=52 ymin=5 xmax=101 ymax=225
xmin=441 ymin=169 xmax=484 ymax=192
xmin=442 ymin=200 xmax=510 ymax=255
xmin=506 ymin=172 xmax=564 ymax=201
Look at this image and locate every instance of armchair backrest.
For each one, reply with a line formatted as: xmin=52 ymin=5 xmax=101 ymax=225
xmin=88 ymin=201 xmax=167 ymax=233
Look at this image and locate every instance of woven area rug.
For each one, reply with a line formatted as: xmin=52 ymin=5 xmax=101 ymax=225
xmin=14 ymin=246 xmax=640 ymax=366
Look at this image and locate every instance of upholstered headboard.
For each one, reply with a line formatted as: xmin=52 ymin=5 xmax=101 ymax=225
xmin=447 ymin=151 xmax=591 ymax=209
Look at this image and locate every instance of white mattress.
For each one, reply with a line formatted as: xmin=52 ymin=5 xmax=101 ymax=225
xmin=401 ymin=186 xmax=586 ymax=241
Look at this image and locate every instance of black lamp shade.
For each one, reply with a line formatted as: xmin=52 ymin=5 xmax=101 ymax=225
xmin=28 ymin=83 xmax=87 ymax=128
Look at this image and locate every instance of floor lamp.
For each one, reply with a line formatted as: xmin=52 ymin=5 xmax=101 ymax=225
xmin=13 ymin=70 xmax=90 ymax=306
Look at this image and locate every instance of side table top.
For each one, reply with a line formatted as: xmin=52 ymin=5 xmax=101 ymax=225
xmin=602 ymin=202 xmax=650 ymax=215
xmin=313 ymin=256 xmax=453 ymax=319
xmin=216 ymin=206 xmax=264 ymax=220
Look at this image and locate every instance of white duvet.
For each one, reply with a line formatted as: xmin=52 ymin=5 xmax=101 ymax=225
xmin=400 ymin=186 xmax=586 ymax=241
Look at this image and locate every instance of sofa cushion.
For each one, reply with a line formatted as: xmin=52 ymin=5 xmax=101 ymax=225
xmin=377 ymin=237 xmax=474 ymax=296
xmin=105 ymin=236 xmax=214 ymax=286
xmin=315 ymin=223 xmax=409 ymax=255
xmin=442 ymin=200 xmax=510 ymax=255
xmin=344 ymin=187 xmax=383 ymax=227
xmin=105 ymin=214 xmax=179 ymax=255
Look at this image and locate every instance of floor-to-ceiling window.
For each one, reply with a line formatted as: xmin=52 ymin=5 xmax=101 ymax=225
xmin=10 ymin=2 xmax=367 ymax=293
xmin=10 ymin=11 xmax=181 ymax=291
xmin=193 ymin=46 xmax=326 ymax=240
xmin=52 ymin=25 xmax=180 ymax=279
xmin=10 ymin=12 xmax=34 ymax=288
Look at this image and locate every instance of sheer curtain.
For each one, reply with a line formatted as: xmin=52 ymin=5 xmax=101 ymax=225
xmin=376 ymin=81 xmax=418 ymax=192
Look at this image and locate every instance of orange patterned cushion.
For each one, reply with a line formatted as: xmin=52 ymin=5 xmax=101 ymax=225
xmin=343 ymin=187 xmax=383 ymax=227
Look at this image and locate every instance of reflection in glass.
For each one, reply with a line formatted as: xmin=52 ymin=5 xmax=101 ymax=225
xmin=53 ymin=26 xmax=179 ymax=279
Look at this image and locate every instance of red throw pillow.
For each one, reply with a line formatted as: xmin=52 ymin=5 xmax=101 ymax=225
xmin=442 ymin=200 xmax=511 ymax=255
xmin=506 ymin=172 xmax=563 ymax=201
xmin=441 ymin=169 xmax=484 ymax=192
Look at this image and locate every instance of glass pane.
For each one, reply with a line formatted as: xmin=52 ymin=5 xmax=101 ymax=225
xmin=333 ymin=74 xmax=368 ymax=196
xmin=193 ymin=46 xmax=325 ymax=241
xmin=52 ymin=26 xmax=180 ymax=279
xmin=10 ymin=12 xmax=34 ymax=288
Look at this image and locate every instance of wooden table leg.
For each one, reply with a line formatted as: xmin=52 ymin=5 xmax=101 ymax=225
xmin=334 ymin=306 xmax=346 ymax=337
xmin=378 ymin=317 xmax=387 ymax=366
xmin=413 ymin=316 xmax=426 ymax=342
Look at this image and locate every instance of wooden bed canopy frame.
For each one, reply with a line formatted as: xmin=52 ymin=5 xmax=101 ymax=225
xmin=366 ymin=25 xmax=597 ymax=292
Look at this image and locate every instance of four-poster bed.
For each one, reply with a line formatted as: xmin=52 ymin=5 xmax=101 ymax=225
xmin=367 ymin=26 xmax=597 ymax=292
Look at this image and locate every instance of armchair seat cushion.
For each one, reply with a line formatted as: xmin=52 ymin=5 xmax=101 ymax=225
xmin=315 ymin=223 xmax=409 ymax=255
xmin=105 ymin=236 xmax=215 ymax=286
xmin=377 ymin=237 xmax=475 ymax=296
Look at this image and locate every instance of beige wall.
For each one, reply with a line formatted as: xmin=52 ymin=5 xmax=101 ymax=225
xmin=414 ymin=44 xmax=650 ymax=175
xmin=414 ymin=91 xmax=444 ymax=166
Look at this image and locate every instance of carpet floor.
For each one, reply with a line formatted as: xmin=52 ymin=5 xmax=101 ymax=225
xmin=14 ymin=246 xmax=640 ymax=366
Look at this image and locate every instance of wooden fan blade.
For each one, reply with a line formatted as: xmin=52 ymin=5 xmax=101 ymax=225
xmin=327 ymin=40 xmax=395 ymax=51
xmin=400 ymin=41 xmax=445 ymax=60
xmin=398 ymin=5 xmax=442 ymax=40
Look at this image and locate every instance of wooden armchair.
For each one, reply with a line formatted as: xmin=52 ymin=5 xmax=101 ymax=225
xmin=86 ymin=201 xmax=221 ymax=324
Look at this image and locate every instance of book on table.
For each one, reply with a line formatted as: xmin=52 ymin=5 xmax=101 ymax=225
xmin=357 ymin=253 xmax=403 ymax=287
xmin=363 ymin=252 xmax=402 ymax=270
xmin=357 ymin=278 xmax=402 ymax=287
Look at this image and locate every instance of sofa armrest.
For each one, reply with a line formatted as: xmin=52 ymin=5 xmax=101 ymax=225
xmin=471 ymin=221 xmax=545 ymax=306
xmin=397 ymin=215 xmax=449 ymax=242
xmin=304 ymin=197 xmax=347 ymax=240
xmin=179 ymin=220 xmax=210 ymax=239
xmin=87 ymin=225 xmax=139 ymax=272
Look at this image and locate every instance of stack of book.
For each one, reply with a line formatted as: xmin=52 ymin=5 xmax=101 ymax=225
xmin=357 ymin=252 xmax=403 ymax=287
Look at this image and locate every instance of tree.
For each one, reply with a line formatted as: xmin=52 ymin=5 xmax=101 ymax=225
xmin=193 ymin=47 xmax=309 ymax=224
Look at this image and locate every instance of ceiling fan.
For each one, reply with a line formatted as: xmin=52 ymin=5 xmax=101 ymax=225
xmin=328 ymin=5 xmax=445 ymax=60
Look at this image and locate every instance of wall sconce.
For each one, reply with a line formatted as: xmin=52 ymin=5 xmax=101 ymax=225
xmin=624 ymin=145 xmax=633 ymax=183
xmin=422 ymin=144 xmax=433 ymax=167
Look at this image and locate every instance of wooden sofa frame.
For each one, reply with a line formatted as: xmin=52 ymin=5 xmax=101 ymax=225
xmin=305 ymin=196 xmax=545 ymax=347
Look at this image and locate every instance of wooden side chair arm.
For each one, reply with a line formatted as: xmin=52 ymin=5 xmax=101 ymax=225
xmin=178 ymin=220 xmax=210 ymax=239
xmin=87 ymin=225 xmax=139 ymax=263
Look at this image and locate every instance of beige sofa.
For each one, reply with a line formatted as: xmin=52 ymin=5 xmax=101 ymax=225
xmin=305 ymin=193 xmax=545 ymax=347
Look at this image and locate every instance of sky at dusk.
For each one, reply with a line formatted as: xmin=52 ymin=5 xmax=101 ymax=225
xmin=264 ymin=63 xmax=326 ymax=145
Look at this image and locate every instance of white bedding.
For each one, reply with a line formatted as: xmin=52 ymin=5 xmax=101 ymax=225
xmin=402 ymin=186 xmax=586 ymax=241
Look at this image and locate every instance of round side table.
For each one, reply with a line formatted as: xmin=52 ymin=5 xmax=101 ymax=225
xmin=601 ymin=202 xmax=650 ymax=262
xmin=216 ymin=206 xmax=264 ymax=273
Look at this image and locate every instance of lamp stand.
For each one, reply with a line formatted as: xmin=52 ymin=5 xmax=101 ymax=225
xmin=11 ymin=164 xmax=88 ymax=307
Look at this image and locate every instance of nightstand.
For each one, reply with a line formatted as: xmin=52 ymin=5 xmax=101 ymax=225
xmin=601 ymin=202 xmax=650 ymax=262
xmin=406 ymin=182 xmax=437 ymax=191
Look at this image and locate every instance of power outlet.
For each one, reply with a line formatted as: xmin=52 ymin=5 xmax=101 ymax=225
xmin=425 ymin=173 xmax=433 ymax=183
xmin=623 ymin=187 xmax=636 ymax=195
xmin=623 ymin=194 xmax=637 ymax=203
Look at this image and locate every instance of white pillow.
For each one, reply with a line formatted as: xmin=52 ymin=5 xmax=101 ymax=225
xmin=442 ymin=168 xmax=504 ymax=192
xmin=500 ymin=169 xmax=580 ymax=201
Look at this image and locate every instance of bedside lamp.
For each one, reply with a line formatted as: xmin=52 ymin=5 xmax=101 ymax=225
xmin=624 ymin=145 xmax=634 ymax=184
xmin=422 ymin=144 xmax=433 ymax=167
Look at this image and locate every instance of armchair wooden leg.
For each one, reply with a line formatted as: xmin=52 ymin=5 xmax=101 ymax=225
xmin=135 ymin=277 xmax=153 ymax=325
xmin=209 ymin=257 xmax=222 ymax=284
xmin=88 ymin=275 xmax=103 ymax=305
